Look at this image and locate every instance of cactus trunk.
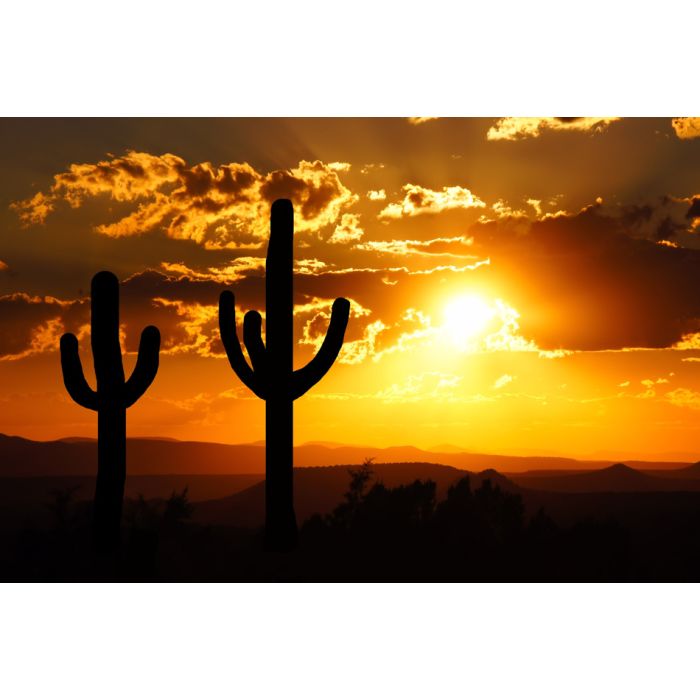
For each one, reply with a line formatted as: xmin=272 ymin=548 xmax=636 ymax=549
xmin=266 ymin=398 xmax=296 ymax=550
xmin=265 ymin=202 xmax=297 ymax=549
xmin=94 ymin=402 xmax=126 ymax=551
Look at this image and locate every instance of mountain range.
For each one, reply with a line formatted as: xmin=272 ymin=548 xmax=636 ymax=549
xmin=1 ymin=432 xmax=695 ymax=477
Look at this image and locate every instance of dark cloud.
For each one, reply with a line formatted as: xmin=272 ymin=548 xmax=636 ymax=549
xmin=469 ymin=203 xmax=700 ymax=350
xmin=11 ymin=153 xmax=357 ymax=249
xmin=686 ymin=197 xmax=700 ymax=220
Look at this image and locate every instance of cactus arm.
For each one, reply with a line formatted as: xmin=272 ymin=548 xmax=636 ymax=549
xmin=292 ymin=297 xmax=350 ymax=399
xmin=124 ymin=325 xmax=161 ymax=408
xmin=59 ymin=333 xmax=99 ymax=411
xmin=219 ymin=291 xmax=266 ymax=399
xmin=243 ymin=310 xmax=267 ymax=374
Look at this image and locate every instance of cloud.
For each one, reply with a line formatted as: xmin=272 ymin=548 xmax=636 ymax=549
xmin=0 ymin=272 xmax=226 ymax=362
xmin=326 ymin=162 xmax=352 ymax=171
xmin=126 ymin=263 xmax=551 ymax=364
xmin=0 ymin=293 xmax=83 ymax=361
xmin=484 ymin=193 xmax=700 ymax=240
xmin=360 ymin=163 xmax=385 ymax=175
xmin=160 ymin=258 xmax=266 ymax=283
xmin=468 ymin=199 xmax=700 ymax=351
xmin=374 ymin=372 xmax=462 ymax=403
xmin=11 ymin=152 xmax=358 ymax=249
xmin=0 ymin=248 xmax=567 ymax=365
xmin=493 ymin=374 xmax=514 ymax=389
xmin=150 ymin=297 xmax=221 ymax=357
xmin=12 ymin=186 xmax=700 ymax=363
xmin=487 ymin=117 xmax=621 ymax=141
xmin=367 ymin=189 xmax=386 ymax=201
xmin=378 ymin=184 xmax=486 ymax=219
xmin=356 ymin=235 xmax=478 ymax=259
xmin=665 ymin=388 xmax=700 ymax=410
xmin=671 ymin=118 xmax=700 ymax=140
xmin=328 ymin=213 xmax=364 ymax=244
xmin=406 ymin=117 xmax=440 ymax=125
xmin=613 ymin=195 xmax=700 ymax=239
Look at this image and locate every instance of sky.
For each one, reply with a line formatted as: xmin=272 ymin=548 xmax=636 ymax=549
xmin=2 ymin=116 xmax=700 ymax=459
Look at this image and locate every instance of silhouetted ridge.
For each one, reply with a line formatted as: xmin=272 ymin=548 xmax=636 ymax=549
xmin=474 ymin=469 xmax=521 ymax=493
xmin=669 ymin=461 xmax=700 ymax=478
xmin=509 ymin=462 xmax=662 ymax=493
xmin=0 ymin=433 xmax=266 ymax=477
xmin=192 ymin=462 xmax=486 ymax=528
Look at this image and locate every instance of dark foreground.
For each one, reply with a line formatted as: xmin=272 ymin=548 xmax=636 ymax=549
xmin=3 ymin=464 xmax=700 ymax=582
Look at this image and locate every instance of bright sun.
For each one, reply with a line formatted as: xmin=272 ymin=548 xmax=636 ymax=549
xmin=443 ymin=295 xmax=495 ymax=348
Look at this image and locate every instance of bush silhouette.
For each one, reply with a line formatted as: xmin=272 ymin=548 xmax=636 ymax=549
xmin=163 ymin=487 xmax=194 ymax=527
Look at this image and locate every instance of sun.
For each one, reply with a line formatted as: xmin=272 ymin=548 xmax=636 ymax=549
xmin=442 ymin=295 xmax=495 ymax=348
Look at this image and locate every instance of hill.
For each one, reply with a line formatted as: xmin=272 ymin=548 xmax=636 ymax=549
xmin=0 ymin=433 xmax=265 ymax=476
xmin=509 ymin=463 xmax=700 ymax=493
xmin=190 ymin=463 xmax=519 ymax=528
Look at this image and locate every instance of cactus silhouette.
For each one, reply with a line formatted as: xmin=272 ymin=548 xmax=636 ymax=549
xmin=219 ymin=199 xmax=350 ymax=551
xmin=60 ymin=271 xmax=160 ymax=553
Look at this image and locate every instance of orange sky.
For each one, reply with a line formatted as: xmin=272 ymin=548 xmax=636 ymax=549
xmin=2 ymin=117 xmax=700 ymax=459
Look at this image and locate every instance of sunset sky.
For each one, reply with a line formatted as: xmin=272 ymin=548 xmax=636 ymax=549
xmin=2 ymin=117 xmax=700 ymax=459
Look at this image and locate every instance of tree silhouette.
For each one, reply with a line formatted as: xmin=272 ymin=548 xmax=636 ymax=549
xmin=219 ymin=199 xmax=350 ymax=551
xmin=163 ymin=487 xmax=194 ymax=527
xmin=60 ymin=271 xmax=161 ymax=553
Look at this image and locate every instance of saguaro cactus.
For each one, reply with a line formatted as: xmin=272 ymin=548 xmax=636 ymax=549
xmin=219 ymin=199 xmax=350 ymax=551
xmin=60 ymin=271 xmax=160 ymax=552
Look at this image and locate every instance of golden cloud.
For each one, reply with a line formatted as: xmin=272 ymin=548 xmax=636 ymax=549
xmin=374 ymin=372 xmax=462 ymax=404
xmin=356 ymin=235 xmax=478 ymax=259
xmin=406 ymin=117 xmax=440 ymax=125
xmin=672 ymin=333 xmax=700 ymax=350
xmin=360 ymin=163 xmax=385 ymax=175
xmin=0 ymin=292 xmax=82 ymax=361
xmin=150 ymin=298 xmax=221 ymax=357
xmin=160 ymin=259 xmax=266 ymax=284
xmin=378 ymin=184 xmax=486 ymax=219
xmin=12 ymin=152 xmax=358 ymax=249
xmin=493 ymin=374 xmax=514 ymax=390
xmin=665 ymin=387 xmax=700 ymax=410
xmin=329 ymin=213 xmax=364 ymax=244
xmin=671 ymin=118 xmax=700 ymax=140
xmin=487 ymin=117 xmax=621 ymax=141
xmin=367 ymin=189 xmax=386 ymax=201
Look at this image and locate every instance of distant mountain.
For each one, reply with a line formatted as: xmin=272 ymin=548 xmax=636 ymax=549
xmin=290 ymin=443 xmax=682 ymax=474
xmin=661 ymin=462 xmax=700 ymax=479
xmin=428 ymin=443 xmax=470 ymax=454
xmin=509 ymin=463 xmax=700 ymax=493
xmin=190 ymin=463 xmax=518 ymax=528
xmin=1 ymin=432 xmax=696 ymax=481
xmin=0 ymin=433 xmax=265 ymax=476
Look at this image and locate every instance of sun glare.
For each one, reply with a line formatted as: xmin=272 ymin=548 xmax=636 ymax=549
xmin=443 ymin=295 xmax=496 ymax=348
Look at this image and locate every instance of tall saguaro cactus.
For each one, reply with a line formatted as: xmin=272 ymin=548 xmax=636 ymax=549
xmin=60 ymin=271 xmax=161 ymax=552
xmin=219 ymin=199 xmax=350 ymax=551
